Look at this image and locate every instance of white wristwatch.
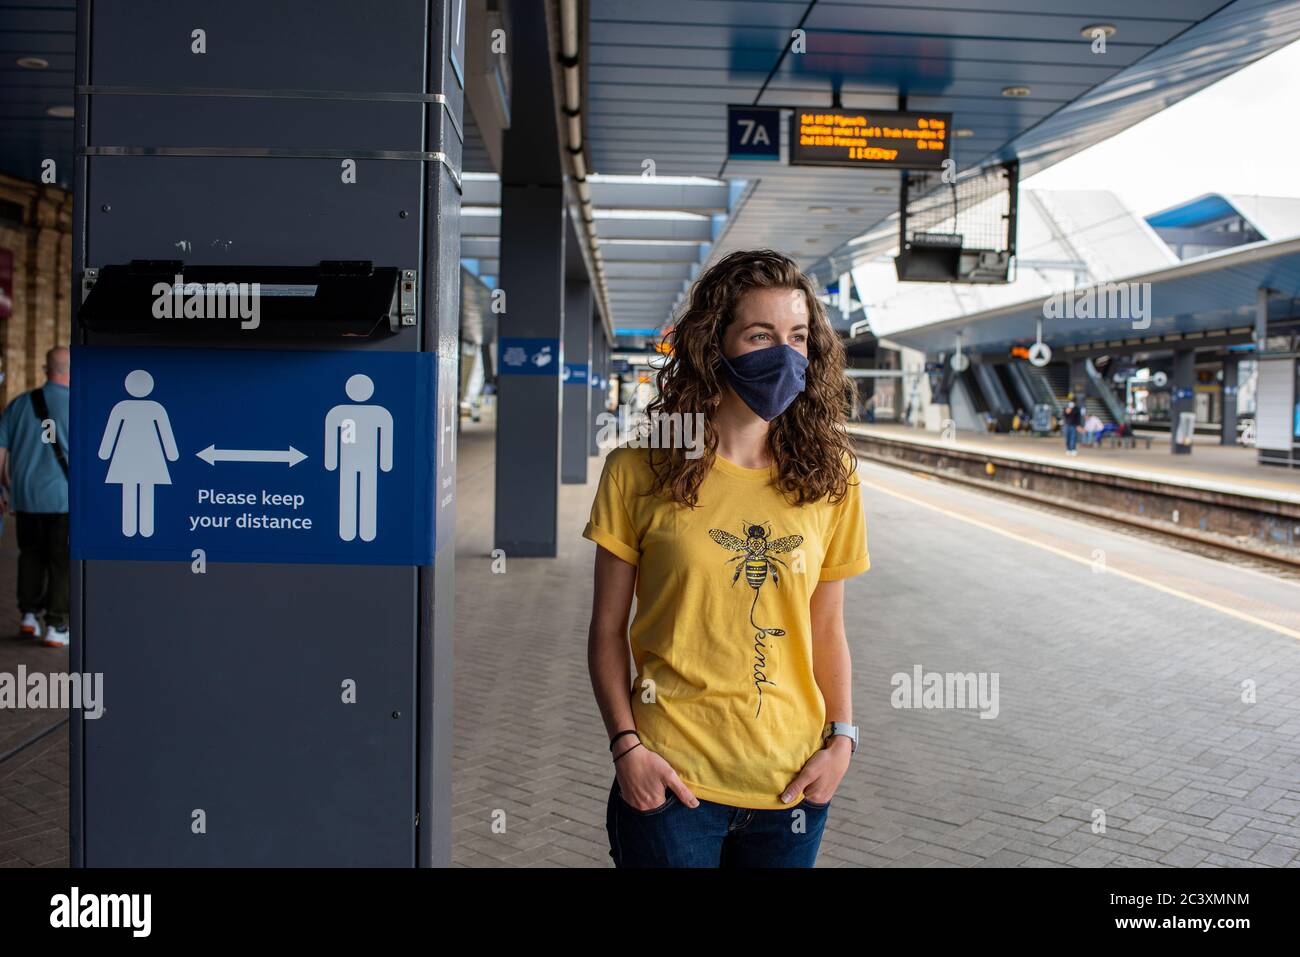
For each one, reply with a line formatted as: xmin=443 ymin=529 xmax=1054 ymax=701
xmin=824 ymin=721 xmax=858 ymax=755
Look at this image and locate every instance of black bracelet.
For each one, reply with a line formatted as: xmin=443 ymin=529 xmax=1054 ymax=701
xmin=612 ymin=741 xmax=642 ymax=764
xmin=608 ymin=729 xmax=639 ymax=752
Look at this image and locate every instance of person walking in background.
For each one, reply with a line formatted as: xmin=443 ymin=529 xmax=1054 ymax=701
xmin=1061 ymin=399 xmax=1082 ymax=456
xmin=0 ymin=347 xmax=71 ymax=647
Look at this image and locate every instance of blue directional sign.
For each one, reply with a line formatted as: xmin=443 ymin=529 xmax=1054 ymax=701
xmin=728 ymin=106 xmax=781 ymax=161
xmin=562 ymin=362 xmax=589 ymax=385
xmin=71 ymin=345 xmax=436 ymax=566
xmin=498 ymin=337 xmax=559 ymax=375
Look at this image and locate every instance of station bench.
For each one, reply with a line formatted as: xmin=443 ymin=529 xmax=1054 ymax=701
xmin=1098 ymin=433 xmax=1154 ymax=450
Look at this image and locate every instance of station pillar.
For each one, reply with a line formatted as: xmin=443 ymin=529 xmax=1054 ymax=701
xmin=562 ymin=271 xmax=593 ymax=484
xmin=70 ymin=0 xmax=462 ymax=866
xmin=1170 ymin=347 xmax=1197 ymax=454
xmin=493 ymin=0 xmax=566 ymax=555
xmin=590 ymin=330 xmax=607 ymax=455
xmin=1221 ymin=356 xmax=1239 ymax=446
xmin=1069 ymin=357 xmax=1089 ymax=405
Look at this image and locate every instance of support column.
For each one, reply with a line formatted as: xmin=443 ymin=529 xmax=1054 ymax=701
xmin=1255 ymin=286 xmax=1270 ymax=346
xmin=562 ymin=273 xmax=593 ymax=483
xmin=493 ymin=0 xmax=565 ymax=556
xmin=70 ymin=0 xmax=461 ymax=867
xmin=1170 ymin=347 xmax=1196 ymax=455
xmin=590 ymin=328 xmax=606 ymax=455
xmin=1221 ymin=356 xmax=1238 ymax=446
xmin=1069 ymin=357 xmax=1089 ymax=405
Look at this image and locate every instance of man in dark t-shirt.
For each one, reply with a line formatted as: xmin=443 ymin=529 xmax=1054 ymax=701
xmin=1062 ymin=400 xmax=1082 ymax=456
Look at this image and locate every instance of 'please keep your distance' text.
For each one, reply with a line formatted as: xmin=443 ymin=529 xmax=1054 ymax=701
xmin=189 ymin=488 xmax=312 ymax=531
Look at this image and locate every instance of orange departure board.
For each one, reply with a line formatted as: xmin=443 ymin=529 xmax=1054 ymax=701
xmin=789 ymin=108 xmax=951 ymax=170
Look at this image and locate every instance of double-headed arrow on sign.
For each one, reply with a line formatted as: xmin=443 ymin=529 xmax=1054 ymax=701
xmin=196 ymin=445 xmax=308 ymax=467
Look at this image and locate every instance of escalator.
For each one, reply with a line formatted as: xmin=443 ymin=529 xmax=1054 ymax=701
xmin=1084 ymin=357 xmax=1127 ymax=424
xmin=997 ymin=362 xmax=1038 ymax=413
xmin=973 ymin=362 xmax=1015 ymax=418
xmin=959 ymin=367 xmax=990 ymax=415
xmin=1022 ymin=362 xmax=1069 ymax=414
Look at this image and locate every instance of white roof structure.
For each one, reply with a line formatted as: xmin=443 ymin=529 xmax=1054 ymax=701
xmin=854 ymin=189 xmax=1181 ymax=340
xmin=1222 ymin=194 xmax=1300 ymax=241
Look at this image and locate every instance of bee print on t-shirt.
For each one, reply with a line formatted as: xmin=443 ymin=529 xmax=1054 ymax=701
xmin=708 ymin=521 xmax=804 ymax=717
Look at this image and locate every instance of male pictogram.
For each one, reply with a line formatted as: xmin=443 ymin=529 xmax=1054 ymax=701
xmin=324 ymin=374 xmax=393 ymax=542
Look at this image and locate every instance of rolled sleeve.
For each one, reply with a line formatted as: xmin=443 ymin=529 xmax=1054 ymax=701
xmin=819 ymin=476 xmax=869 ymax=581
xmin=582 ymin=453 xmax=641 ymax=566
xmin=582 ymin=520 xmax=639 ymax=566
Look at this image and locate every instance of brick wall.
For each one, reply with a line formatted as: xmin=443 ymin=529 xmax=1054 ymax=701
xmin=0 ymin=173 xmax=74 ymax=407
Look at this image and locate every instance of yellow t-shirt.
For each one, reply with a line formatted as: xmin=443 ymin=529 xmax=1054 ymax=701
xmin=583 ymin=446 xmax=870 ymax=810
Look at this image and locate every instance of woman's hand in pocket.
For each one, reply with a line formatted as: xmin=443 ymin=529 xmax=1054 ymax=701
xmin=781 ymin=736 xmax=852 ymax=805
xmin=615 ymin=743 xmax=699 ymax=810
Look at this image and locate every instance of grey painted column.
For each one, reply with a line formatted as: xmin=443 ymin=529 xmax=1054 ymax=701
xmin=1171 ymin=347 xmax=1196 ymax=455
xmin=1256 ymin=286 xmax=1270 ymax=345
xmin=70 ymin=0 xmax=461 ymax=866
xmin=562 ymin=278 xmax=593 ymax=482
xmin=1069 ymin=357 xmax=1089 ymax=405
xmin=589 ymin=328 xmax=606 ymax=455
xmin=493 ymin=1 xmax=565 ymax=556
xmin=1221 ymin=356 xmax=1238 ymax=446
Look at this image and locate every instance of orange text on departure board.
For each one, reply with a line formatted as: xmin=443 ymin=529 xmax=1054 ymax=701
xmin=796 ymin=112 xmax=947 ymax=160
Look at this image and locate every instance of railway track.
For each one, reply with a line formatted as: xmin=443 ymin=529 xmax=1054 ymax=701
xmin=851 ymin=434 xmax=1300 ymax=579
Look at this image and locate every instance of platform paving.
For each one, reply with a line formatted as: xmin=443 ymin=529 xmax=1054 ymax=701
xmin=452 ymin=415 xmax=1300 ymax=867
xmin=0 ymin=520 xmax=71 ymax=868
xmin=2 ymin=414 xmax=1299 ymax=868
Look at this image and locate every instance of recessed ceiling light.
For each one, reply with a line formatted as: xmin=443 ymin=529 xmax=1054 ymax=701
xmin=1081 ymin=23 xmax=1117 ymax=38
xmin=954 ymin=128 xmax=974 ymax=138
xmin=808 ymin=205 xmax=832 ymax=214
xmin=1001 ymin=86 xmax=1031 ymax=97
xmin=46 ymin=105 xmax=74 ymax=118
xmin=17 ymin=56 xmax=49 ymax=69
xmin=805 ymin=238 xmax=820 ymax=244
xmin=846 ymin=206 xmax=863 ymax=214
xmin=872 ymin=186 xmax=892 ymax=194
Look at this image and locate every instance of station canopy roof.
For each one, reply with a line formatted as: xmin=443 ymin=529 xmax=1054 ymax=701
xmin=868 ymin=231 xmax=1300 ymax=358
xmin=7 ymin=1 xmax=1300 ymax=345
xmin=575 ymin=0 xmax=1300 ymax=338
xmin=865 ymin=193 xmax=1300 ymax=358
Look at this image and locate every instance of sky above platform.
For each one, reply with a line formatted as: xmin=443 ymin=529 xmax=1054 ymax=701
xmin=1024 ymin=39 xmax=1300 ymax=214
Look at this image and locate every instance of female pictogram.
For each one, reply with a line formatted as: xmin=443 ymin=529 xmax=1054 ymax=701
xmin=97 ymin=369 xmax=180 ymax=538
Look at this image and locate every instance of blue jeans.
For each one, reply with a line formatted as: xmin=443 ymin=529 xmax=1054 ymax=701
xmin=606 ymin=778 xmax=831 ymax=868
xmin=1064 ymin=424 xmax=1078 ymax=452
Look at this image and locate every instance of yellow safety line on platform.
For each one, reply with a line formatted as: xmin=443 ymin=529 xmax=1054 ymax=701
xmin=861 ymin=477 xmax=1300 ymax=643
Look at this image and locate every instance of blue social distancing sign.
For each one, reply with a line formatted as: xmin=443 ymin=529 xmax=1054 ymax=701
xmin=71 ymin=345 xmax=437 ymax=565
xmin=498 ymin=337 xmax=559 ymax=375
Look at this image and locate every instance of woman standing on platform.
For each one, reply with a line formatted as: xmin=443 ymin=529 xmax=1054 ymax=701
xmin=584 ymin=249 xmax=870 ymax=868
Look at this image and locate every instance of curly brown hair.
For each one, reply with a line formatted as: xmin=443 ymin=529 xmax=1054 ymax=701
xmin=643 ymin=248 xmax=857 ymax=508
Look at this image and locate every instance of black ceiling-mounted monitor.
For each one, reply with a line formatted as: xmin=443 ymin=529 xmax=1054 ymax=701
xmin=895 ymin=161 xmax=1019 ymax=284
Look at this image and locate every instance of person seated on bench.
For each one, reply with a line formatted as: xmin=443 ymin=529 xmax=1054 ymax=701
xmin=1083 ymin=412 xmax=1104 ymax=447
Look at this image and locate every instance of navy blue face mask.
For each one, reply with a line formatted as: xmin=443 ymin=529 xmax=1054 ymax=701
xmin=718 ymin=344 xmax=809 ymax=421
